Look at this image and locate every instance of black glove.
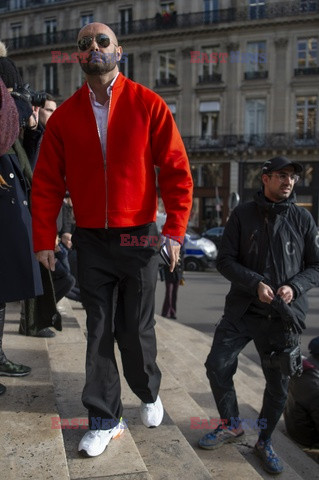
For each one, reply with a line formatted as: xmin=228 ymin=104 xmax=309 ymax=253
xmin=270 ymin=295 xmax=306 ymax=335
xmin=11 ymin=83 xmax=46 ymax=108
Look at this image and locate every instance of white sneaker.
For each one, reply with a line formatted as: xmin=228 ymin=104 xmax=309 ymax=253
xmin=140 ymin=395 xmax=164 ymax=428
xmin=78 ymin=419 xmax=125 ymax=457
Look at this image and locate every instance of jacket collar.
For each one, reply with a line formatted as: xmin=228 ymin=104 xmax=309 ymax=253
xmin=253 ymin=190 xmax=296 ymax=217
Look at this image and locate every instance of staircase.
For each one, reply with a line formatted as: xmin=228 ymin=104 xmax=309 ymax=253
xmin=1 ymin=299 xmax=318 ymax=480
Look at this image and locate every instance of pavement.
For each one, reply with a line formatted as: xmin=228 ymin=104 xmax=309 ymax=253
xmin=0 ymin=281 xmax=318 ymax=480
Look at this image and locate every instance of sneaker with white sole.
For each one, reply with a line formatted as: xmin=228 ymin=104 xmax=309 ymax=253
xmin=198 ymin=424 xmax=245 ymax=450
xmin=254 ymin=438 xmax=284 ymax=474
xmin=140 ymin=395 xmax=164 ymax=428
xmin=78 ymin=418 xmax=125 ymax=457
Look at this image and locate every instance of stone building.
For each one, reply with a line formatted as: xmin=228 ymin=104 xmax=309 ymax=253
xmin=0 ymin=0 xmax=318 ymax=228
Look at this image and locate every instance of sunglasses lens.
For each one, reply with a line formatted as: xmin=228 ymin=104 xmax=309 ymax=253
xmin=96 ymin=34 xmax=111 ymax=48
xmin=78 ymin=36 xmax=92 ymax=51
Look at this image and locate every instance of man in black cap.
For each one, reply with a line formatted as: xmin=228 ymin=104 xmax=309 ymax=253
xmin=198 ymin=156 xmax=319 ymax=474
xmin=284 ymin=336 xmax=319 ymax=448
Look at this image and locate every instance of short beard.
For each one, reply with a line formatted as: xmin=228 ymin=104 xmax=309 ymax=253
xmin=79 ymin=49 xmax=118 ymax=75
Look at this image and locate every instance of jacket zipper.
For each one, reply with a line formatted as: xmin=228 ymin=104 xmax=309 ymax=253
xmin=104 ymin=87 xmax=113 ymax=229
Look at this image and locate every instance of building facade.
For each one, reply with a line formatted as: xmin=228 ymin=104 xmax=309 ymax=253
xmin=1 ymin=0 xmax=318 ymax=228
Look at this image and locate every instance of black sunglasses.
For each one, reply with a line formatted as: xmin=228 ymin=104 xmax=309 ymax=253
xmin=78 ymin=33 xmax=117 ymax=51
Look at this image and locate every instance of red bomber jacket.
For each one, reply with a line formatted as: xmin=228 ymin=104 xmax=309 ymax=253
xmin=31 ymin=73 xmax=193 ymax=251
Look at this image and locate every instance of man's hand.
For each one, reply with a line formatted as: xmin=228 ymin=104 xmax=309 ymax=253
xmin=28 ymin=106 xmax=39 ymax=130
xmin=35 ymin=250 xmax=56 ymax=271
xmin=159 ymin=236 xmax=181 ymax=272
xmin=166 ymin=239 xmax=181 ymax=273
xmin=276 ymin=285 xmax=294 ymax=304
xmin=61 ymin=232 xmax=72 ymax=249
xmin=257 ymin=281 xmax=274 ymax=304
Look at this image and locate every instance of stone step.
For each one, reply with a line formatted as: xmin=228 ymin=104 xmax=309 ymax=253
xmin=69 ymin=302 xmax=261 ymax=479
xmin=0 ymin=302 xmax=70 ymax=480
xmin=49 ymin=299 xmax=214 ymax=480
xmin=3 ymin=299 xmax=318 ymax=480
xmin=155 ymin=316 xmax=319 ymax=480
xmin=69 ymin=301 xmax=258 ymax=479
xmin=48 ymin=301 xmax=151 ymax=480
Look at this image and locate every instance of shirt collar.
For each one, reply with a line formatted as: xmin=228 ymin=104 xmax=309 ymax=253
xmin=87 ymin=72 xmax=120 ymax=105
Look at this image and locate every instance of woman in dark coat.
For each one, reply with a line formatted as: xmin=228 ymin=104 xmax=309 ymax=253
xmin=0 ymin=52 xmax=43 ymax=390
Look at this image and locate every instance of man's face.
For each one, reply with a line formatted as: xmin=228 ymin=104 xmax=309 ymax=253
xmin=77 ymin=23 xmax=122 ymax=76
xmin=39 ymin=100 xmax=57 ymax=126
xmin=262 ymin=166 xmax=299 ymax=202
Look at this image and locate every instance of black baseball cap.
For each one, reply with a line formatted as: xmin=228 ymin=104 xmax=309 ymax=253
xmin=261 ymin=156 xmax=303 ymax=175
xmin=309 ymin=336 xmax=319 ymax=357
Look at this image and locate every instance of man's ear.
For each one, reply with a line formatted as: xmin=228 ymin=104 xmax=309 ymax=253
xmin=116 ymin=46 xmax=123 ymax=62
xmin=261 ymin=173 xmax=269 ymax=187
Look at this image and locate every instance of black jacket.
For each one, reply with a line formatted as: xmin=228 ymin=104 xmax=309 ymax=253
xmin=284 ymin=355 xmax=319 ymax=447
xmin=216 ymin=190 xmax=319 ymax=323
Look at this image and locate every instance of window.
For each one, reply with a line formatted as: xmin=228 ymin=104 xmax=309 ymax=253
xmin=9 ymin=0 xmax=26 ymax=9
xmin=11 ymin=23 xmax=22 ymax=48
xmin=295 ymin=96 xmax=317 ymax=140
xmin=203 ymin=0 xmax=219 ymax=23
xmin=191 ymin=163 xmax=223 ymax=188
xmin=300 ymin=0 xmax=317 ymax=12
xmin=246 ymin=41 xmax=266 ymax=72
xmin=157 ymin=50 xmax=177 ymax=86
xmin=249 ymin=0 xmax=265 ymax=19
xmin=198 ymin=46 xmax=221 ymax=82
xmin=44 ymin=64 xmax=58 ymax=95
xmin=199 ymin=101 xmax=220 ymax=141
xmin=45 ymin=19 xmax=57 ymax=45
xmin=167 ymin=103 xmax=176 ymax=120
xmin=245 ymin=99 xmax=266 ymax=142
xmin=244 ymin=41 xmax=267 ymax=79
xmin=297 ymin=38 xmax=318 ymax=68
xmin=119 ymin=8 xmax=133 ymax=34
xmin=81 ymin=13 xmax=93 ymax=27
xmin=160 ymin=2 xmax=175 ymax=13
xmin=119 ymin=53 xmax=134 ymax=80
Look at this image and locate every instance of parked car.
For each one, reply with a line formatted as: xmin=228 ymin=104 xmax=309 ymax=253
xmin=201 ymin=226 xmax=225 ymax=249
xmin=184 ymin=229 xmax=217 ymax=271
xmin=156 ymin=214 xmax=217 ymax=272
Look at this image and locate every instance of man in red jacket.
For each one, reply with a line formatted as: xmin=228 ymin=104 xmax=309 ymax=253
xmin=32 ymin=22 xmax=193 ymax=457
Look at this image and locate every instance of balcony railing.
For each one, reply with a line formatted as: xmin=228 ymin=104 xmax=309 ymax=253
xmin=198 ymin=73 xmax=222 ymax=84
xmin=182 ymin=133 xmax=319 ymax=153
xmin=244 ymin=70 xmax=268 ymax=80
xmin=1 ymin=0 xmax=318 ymax=50
xmin=294 ymin=66 xmax=319 ymax=76
xmin=155 ymin=77 xmax=178 ymax=87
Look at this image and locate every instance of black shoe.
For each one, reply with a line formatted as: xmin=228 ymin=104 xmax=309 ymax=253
xmin=0 ymin=359 xmax=31 ymax=377
xmin=36 ymin=328 xmax=56 ymax=338
xmin=0 ymin=383 xmax=6 ymax=395
xmin=19 ymin=325 xmax=56 ymax=338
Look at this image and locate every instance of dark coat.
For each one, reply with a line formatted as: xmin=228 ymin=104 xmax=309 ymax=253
xmin=216 ymin=190 xmax=319 ymax=324
xmin=284 ymin=355 xmax=319 ymax=447
xmin=0 ymin=143 xmax=43 ymax=303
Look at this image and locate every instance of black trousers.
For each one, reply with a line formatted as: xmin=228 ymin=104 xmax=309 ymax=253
xmin=205 ymin=314 xmax=297 ymax=440
xmin=72 ymin=224 xmax=161 ymax=429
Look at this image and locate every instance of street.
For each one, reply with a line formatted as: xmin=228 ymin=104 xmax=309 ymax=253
xmin=155 ymin=270 xmax=319 ymax=366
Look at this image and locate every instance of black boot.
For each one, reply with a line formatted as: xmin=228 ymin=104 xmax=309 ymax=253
xmin=19 ymin=301 xmax=55 ymax=338
xmin=0 ymin=306 xmax=31 ymax=377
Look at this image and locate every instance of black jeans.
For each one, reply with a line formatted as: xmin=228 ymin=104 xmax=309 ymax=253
xmin=205 ymin=313 xmax=297 ymax=440
xmin=72 ymin=223 xmax=161 ymax=429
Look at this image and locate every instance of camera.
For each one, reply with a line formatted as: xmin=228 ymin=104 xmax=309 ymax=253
xmin=11 ymin=83 xmax=47 ymax=108
xmin=263 ymin=345 xmax=303 ymax=377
